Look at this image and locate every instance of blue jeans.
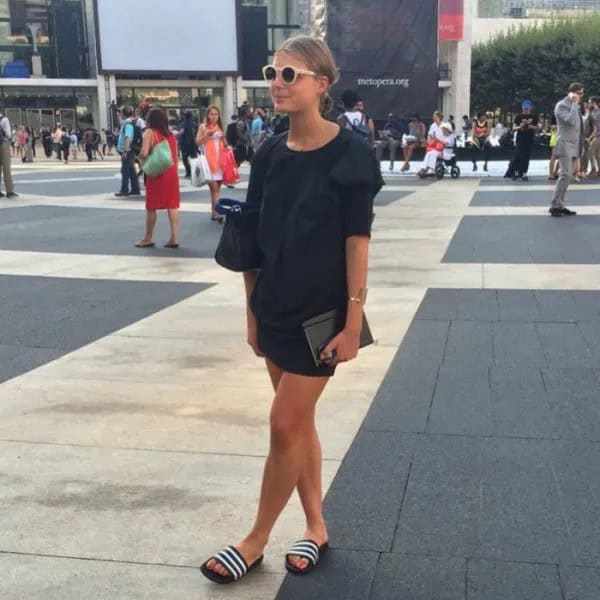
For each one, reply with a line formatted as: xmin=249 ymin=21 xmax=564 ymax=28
xmin=120 ymin=151 xmax=140 ymax=194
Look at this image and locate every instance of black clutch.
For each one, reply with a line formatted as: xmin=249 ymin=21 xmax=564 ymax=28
xmin=302 ymin=309 xmax=374 ymax=367
xmin=214 ymin=199 xmax=262 ymax=272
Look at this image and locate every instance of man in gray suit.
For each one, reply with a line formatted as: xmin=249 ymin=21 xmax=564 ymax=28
xmin=550 ymin=82 xmax=585 ymax=217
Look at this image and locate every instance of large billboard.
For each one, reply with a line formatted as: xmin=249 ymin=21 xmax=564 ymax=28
xmin=95 ymin=0 xmax=239 ymax=73
xmin=326 ymin=0 xmax=439 ymax=119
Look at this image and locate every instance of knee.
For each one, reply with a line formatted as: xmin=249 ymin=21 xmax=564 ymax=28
xmin=270 ymin=410 xmax=308 ymax=449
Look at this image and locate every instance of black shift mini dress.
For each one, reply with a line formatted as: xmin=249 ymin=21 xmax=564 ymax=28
xmin=246 ymin=128 xmax=383 ymax=377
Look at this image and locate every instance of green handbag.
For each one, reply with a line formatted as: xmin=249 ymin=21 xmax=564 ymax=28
xmin=142 ymin=139 xmax=173 ymax=177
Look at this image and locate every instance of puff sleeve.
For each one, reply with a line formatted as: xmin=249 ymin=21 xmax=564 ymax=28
xmin=330 ymin=137 xmax=384 ymax=238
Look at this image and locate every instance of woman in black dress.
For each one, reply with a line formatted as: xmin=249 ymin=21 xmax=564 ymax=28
xmin=200 ymin=35 xmax=382 ymax=585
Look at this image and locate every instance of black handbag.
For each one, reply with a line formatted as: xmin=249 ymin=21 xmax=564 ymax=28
xmin=214 ymin=198 xmax=262 ymax=272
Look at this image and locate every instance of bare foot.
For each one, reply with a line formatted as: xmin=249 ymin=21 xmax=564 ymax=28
xmin=204 ymin=537 xmax=266 ymax=578
xmin=287 ymin=524 xmax=329 ymax=571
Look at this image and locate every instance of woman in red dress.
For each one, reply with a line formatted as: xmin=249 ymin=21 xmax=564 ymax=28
xmin=196 ymin=105 xmax=226 ymax=223
xmin=135 ymin=106 xmax=181 ymax=248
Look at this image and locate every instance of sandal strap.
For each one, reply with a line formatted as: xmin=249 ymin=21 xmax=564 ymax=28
xmin=213 ymin=546 xmax=248 ymax=580
xmin=287 ymin=540 xmax=320 ymax=565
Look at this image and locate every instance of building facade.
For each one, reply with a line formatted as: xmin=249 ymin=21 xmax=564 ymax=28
xmin=0 ymin=0 xmax=306 ymax=130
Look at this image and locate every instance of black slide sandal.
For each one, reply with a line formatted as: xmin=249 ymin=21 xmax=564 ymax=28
xmin=200 ymin=545 xmax=264 ymax=584
xmin=285 ymin=539 xmax=329 ymax=575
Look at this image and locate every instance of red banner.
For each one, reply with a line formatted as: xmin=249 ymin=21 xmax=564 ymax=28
xmin=439 ymin=0 xmax=464 ymax=41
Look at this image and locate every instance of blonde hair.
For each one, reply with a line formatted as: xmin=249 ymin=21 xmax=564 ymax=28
xmin=277 ymin=35 xmax=338 ymax=116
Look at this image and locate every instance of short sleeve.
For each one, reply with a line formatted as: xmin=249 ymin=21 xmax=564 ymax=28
xmin=330 ymin=135 xmax=384 ymax=238
xmin=341 ymin=184 xmax=375 ymax=238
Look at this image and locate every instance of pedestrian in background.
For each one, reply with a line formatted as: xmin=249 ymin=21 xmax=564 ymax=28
xmin=0 ymin=111 xmax=17 ymax=197
xmin=550 ymin=82 xmax=584 ymax=217
xmin=115 ymin=107 xmax=141 ymax=198
xmin=588 ymin=96 xmax=600 ymax=176
xmin=61 ymin=127 xmax=71 ymax=164
xmin=196 ymin=105 xmax=227 ymax=222
xmin=135 ymin=106 xmax=180 ymax=248
xmin=70 ymin=129 xmax=78 ymax=160
xmin=179 ymin=111 xmax=198 ymax=178
xmin=251 ymin=108 xmax=265 ymax=152
xmin=511 ymin=100 xmax=538 ymax=181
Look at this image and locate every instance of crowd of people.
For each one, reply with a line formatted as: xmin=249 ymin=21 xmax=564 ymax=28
xmin=8 ymin=125 xmax=120 ymax=164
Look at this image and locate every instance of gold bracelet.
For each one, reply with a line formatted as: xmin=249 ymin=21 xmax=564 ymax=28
xmin=348 ymin=297 xmax=362 ymax=305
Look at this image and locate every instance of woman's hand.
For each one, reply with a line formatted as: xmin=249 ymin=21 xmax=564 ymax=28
xmin=246 ymin=306 xmax=264 ymax=357
xmin=321 ymin=327 xmax=361 ymax=366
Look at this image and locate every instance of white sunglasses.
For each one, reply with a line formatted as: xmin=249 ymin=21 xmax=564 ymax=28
xmin=262 ymin=64 xmax=317 ymax=85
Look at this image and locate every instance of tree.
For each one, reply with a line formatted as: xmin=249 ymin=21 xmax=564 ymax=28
xmin=471 ymin=15 xmax=600 ymax=116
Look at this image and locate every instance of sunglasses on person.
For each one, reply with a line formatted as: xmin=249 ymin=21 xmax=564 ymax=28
xmin=262 ymin=64 xmax=316 ymax=85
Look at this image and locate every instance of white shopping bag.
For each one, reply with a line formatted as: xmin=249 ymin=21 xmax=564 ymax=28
xmin=191 ymin=151 xmax=211 ymax=187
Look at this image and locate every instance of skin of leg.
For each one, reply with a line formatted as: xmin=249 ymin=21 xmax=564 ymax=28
xmin=142 ymin=209 xmax=157 ymax=242
xmin=206 ymin=368 xmax=329 ymax=577
xmin=208 ymin=181 xmax=220 ymax=217
xmin=167 ymin=208 xmax=179 ymax=244
xmin=264 ymin=359 xmax=328 ymax=570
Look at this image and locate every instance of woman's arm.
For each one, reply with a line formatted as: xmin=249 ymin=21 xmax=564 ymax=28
xmin=139 ymin=129 xmax=153 ymax=160
xmin=195 ymin=124 xmax=208 ymax=147
xmin=344 ymin=236 xmax=369 ymax=334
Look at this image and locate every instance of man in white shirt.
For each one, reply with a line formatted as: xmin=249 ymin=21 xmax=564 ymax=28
xmin=0 ymin=113 xmax=16 ymax=197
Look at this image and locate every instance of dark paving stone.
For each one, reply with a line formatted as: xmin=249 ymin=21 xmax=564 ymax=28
xmin=536 ymin=323 xmax=596 ymax=367
xmin=443 ymin=216 xmax=600 ymax=264
xmin=497 ymin=290 xmax=541 ymax=322
xmin=362 ymin=320 xmax=448 ymax=433
xmin=490 ymin=367 xmax=557 ymax=439
xmin=478 ymin=438 xmax=572 ymax=564
xmin=428 ymin=366 xmax=493 ymax=436
xmin=394 ymin=435 xmax=484 ymax=557
xmin=492 ymin=322 xmax=547 ymax=367
xmin=373 ymin=190 xmax=412 ymax=206
xmin=468 ymin=560 xmax=562 ymax=600
xmin=370 ymin=554 xmax=466 ymax=600
xmin=443 ymin=320 xmax=494 ymax=367
xmin=561 ymin=565 xmax=600 ymax=600
xmin=0 ymin=346 xmax=64 ymax=383
xmin=549 ymin=441 xmax=600 ymax=566
xmin=0 ymin=275 xmax=209 ymax=382
xmin=578 ymin=320 xmax=600 ymax=358
xmin=0 ymin=205 xmax=221 ymax=258
xmin=547 ymin=391 xmax=600 ymax=441
xmin=534 ymin=290 xmax=579 ymax=322
xmin=415 ymin=288 xmax=499 ymax=321
xmin=322 ymin=431 xmax=416 ymax=552
xmin=276 ymin=550 xmax=379 ymax=600
xmin=395 ymin=436 xmax=573 ymax=564
xmin=471 ymin=189 xmax=600 ymax=206
xmin=541 ymin=367 xmax=600 ymax=394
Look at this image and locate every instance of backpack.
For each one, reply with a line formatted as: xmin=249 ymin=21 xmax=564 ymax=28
xmin=61 ymin=133 xmax=70 ymax=148
xmin=129 ymin=121 xmax=143 ymax=155
xmin=226 ymin=121 xmax=238 ymax=146
xmin=338 ymin=112 xmax=372 ymax=144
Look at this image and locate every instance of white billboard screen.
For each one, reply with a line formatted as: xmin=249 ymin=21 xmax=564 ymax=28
xmin=95 ymin=0 xmax=239 ymax=73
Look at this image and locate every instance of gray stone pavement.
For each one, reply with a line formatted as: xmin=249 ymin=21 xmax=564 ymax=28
xmin=2 ymin=166 xmax=600 ymax=598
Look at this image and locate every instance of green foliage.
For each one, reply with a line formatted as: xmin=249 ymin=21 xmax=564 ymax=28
xmin=471 ymin=14 xmax=600 ymax=115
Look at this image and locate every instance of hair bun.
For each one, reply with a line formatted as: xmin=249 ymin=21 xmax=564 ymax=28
xmin=320 ymin=93 xmax=334 ymax=116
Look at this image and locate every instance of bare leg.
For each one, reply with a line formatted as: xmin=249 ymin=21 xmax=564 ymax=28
xmin=208 ymin=181 xmax=222 ymax=218
xmin=166 ymin=208 xmax=179 ymax=244
xmin=264 ymin=360 xmax=328 ymax=571
xmin=205 ymin=368 xmax=329 ymax=577
xmin=137 ymin=209 xmax=157 ymax=245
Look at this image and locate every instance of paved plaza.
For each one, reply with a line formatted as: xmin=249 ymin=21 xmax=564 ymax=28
xmin=1 ymin=159 xmax=600 ymax=599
